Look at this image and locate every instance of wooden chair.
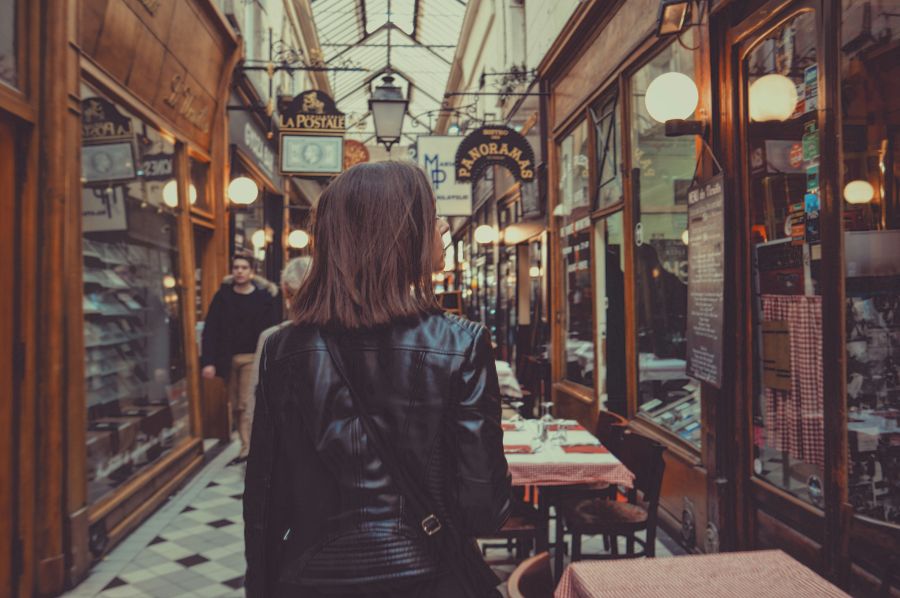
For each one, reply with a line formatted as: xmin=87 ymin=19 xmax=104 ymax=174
xmin=507 ymin=551 xmax=555 ymax=598
xmin=481 ymin=493 xmax=543 ymax=561
xmin=839 ymin=503 xmax=900 ymax=597
xmin=558 ymin=430 xmax=666 ymax=560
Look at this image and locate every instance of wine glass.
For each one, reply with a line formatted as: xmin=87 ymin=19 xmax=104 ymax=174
xmin=509 ymin=400 xmax=525 ymax=430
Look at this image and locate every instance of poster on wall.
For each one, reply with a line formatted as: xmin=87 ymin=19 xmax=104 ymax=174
xmin=685 ymin=174 xmax=725 ymax=388
xmin=82 ymin=187 xmax=127 ymax=232
xmin=279 ymin=90 xmax=345 ymax=176
xmin=417 ymin=135 xmax=471 ymax=216
xmin=281 ymin=135 xmax=343 ymax=175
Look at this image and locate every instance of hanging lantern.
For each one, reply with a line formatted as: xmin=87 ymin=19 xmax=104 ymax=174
xmin=369 ymin=75 xmax=408 ymax=151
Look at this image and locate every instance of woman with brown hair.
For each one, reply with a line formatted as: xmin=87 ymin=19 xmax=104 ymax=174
xmin=244 ymin=161 xmax=511 ymax=597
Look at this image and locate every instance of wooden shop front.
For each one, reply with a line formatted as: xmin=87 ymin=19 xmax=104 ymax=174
xmin=5 ymin=1 xmax=240 ymax=594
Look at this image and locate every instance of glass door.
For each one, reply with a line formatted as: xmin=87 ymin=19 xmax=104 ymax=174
xmin=595 ymin=212 xmax=627 ymax=415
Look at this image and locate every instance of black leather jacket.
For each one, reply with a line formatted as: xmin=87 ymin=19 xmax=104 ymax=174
xmin=244 ymin=313 xmax=512 ymax=596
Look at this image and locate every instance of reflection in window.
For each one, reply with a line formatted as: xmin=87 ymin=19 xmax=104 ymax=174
xmin=597 ymin=212 xmax=627 ymax=415
xmin=81 ymin=83 xmax=191 ymax=504
xmin=0 ymin=0 xmax=16 ymax=88
xmin=591 ymin=88 xmax=622 ymax=210
xmin=841 ymin=0 xmax=900 ymax=524
xmin=631 ymin=36 xmax=701 ymax=446
xmin=557 ymin=121 xmax=593 ymax=387
xmin=190 ymin=158 xmax=210 ymax=212
xmin=744 ymin=12 xmax=823 ymax=504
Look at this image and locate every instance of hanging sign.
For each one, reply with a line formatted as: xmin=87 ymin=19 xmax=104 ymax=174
xmin=279 ymin=90 xmax=345 ymax=176
xmin=418 ymin=135 xmax=472 ymax=216
xmin=685 ymin=174 xmax=726 ymax=388
xmin=455 ymin=125 xmax=535 ymax=184
xmin=81 ymin=97 xmax=137 ymax=185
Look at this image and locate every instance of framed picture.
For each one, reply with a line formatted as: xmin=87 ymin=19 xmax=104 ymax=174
xmin=280 ymin=134 xmax=343 ymax=175
xmin=82 ymin=141 xmax=137 ymax=184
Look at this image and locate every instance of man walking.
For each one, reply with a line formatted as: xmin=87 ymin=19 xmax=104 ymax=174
xmin=201 ymin=254 xmax=280 ymax=465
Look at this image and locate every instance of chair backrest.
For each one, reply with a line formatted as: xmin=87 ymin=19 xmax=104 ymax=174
xmin=616 ymin=431 xmax=666 ymax=511
xmin=594 ymin=410 xmax=629 ymax=451
xmin=507 ymin=551 xmax=555 ymax=598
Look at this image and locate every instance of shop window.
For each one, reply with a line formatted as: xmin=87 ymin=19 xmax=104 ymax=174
xmin=0 ymin=0 xmax=16 ymax=88
xmin=591 ymin=88 xmax=623 ymax=210
xmin=841 ymin=0 xmax=900 ymax=524
xmin=80 ymin=83 xmax=191 ymax=505
xmin=557 ymin=120 xmax=593 ymax=388
xmin=189 ymin=157 xmax=211 ymax=213
xmin=742 ymin=11 xmax=824 ymax=504
xmin=630 ymin=36 xmax=701 ymax=446
xmin=596 ymin=212 xmax=627 ymax=416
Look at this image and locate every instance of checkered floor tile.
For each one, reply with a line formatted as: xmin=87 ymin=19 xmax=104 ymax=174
xmin=64 ymin=439 xmax=682 ymax=597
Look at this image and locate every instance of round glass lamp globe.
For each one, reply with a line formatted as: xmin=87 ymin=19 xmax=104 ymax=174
xmin=162 ymin=181 xmax=196 ymax=207
xmin=229 ymin=176 xmax=259 ymax=205
xmin=288 ymin=229 xmax=310 ymax=249
xmin=681 ymin=229 xmax=690 ymax=245
xmin=645 ymin=72 xmax=699 ymax=123
xmin=843 ymin=180 xmax=874 ymax=204
xmin=474 ymin=224 xmax=499 ymax=244
xmin=749 ymin=74 xmax=798 ymax=122
xmin=251 ymin=229 xmax=267 ymax=249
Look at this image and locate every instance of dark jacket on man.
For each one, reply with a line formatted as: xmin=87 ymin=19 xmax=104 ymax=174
xmin=200 ymin=275 xmax=281 ymax=379
xmin=243 ymin=313 xmax=512 ymax=597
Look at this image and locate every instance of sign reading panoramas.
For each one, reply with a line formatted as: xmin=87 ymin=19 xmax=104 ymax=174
xmin=279 ymin=90 xmax=345 ymax=176
xmin=455 ymin=125 xmax=535 ymax=184
xmin=417 ymin=136 xmax=472 ymax=216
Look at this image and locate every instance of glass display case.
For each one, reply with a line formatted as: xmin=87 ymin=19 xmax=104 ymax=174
xmin=81 ymin=83 xmax=191 ymax=505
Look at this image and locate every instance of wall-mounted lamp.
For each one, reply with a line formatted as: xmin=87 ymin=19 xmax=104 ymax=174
xmin=645 ymin=72 xmax=704 ymax=137
xmin=474 ymin=224 xmax=499 ymax=245
xmin=251 ymin=229 xmax=267 ymax=249
xmin=162 ymin=180 xmax=197 ymax=208
xmin=288 ymin=229 xmax=310 ymax=249
xmin=657 ymin=0 xmax=692 ymax=36
xmin=843 ymin=180 xmax=875 ymax=204
xmin=228 ymin=176 xmax=259 ymax=205
xmin=749 ymin=74 xmax=798 ymax=122
xmin=529 ymin=265 xmax=543 ymax=278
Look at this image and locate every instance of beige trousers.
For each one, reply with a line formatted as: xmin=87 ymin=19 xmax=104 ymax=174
xmin=228 ymin=353 xmax=256 ymax=457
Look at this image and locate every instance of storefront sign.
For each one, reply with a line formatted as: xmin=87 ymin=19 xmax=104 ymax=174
xmin=279 ymin=90 xmax=345 ymax=175
xmin=343 ymin=139 xmax=370 ymax=170
xmin=418 ymin=136 xmax=472 ymax=216
xmin=164 ymin=74 xmax=211 ymax=133
xmin=229 ymin=101 xmax=278 ymax=185
xmin=139 ymin=152 xmax=174 ymax=182
xmin=685 ymin=174 xmax=725 ymax=388
xmin=455 ymin=126 xmax=535 ymax=184
xmin=81 ymin=97 xmax=137 ymax=184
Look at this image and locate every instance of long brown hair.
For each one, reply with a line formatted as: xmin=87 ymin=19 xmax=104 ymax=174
xmin=292 ymin=161 xmax=440 ymax=329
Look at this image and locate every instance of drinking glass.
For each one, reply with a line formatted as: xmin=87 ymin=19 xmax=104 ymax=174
xmin=509 ymin=400 xmax=525 ymax=430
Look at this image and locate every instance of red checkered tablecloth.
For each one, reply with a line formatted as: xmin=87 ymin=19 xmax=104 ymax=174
xmin=504 ymin=422 xmax=634 ymax=489
xmin=554 ymin=550 xmax=849 ymax=597
xmin=761 ymin=295 xmax=824 ymax=467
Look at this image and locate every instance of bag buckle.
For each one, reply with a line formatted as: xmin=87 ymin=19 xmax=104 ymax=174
xmin=421 ymin=514 xmax=442 ymax=536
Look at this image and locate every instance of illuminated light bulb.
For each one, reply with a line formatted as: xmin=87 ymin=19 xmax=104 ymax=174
xmin=288 ymin=229 xmax=310 ymax=249
xmin=228 ymin=176 xmax=259 ymax=205
xmin=749 ymin=74 xmax=798 ymax=122
xmin=843 ymin=180 xmax=874 ymax=204
xmin=189 ymin=184 xmax=197 ymax=205
xmin=645 ymin=72 xmax=699 ymax=123
xmin=162 ymin=181 xmax=197 ymax=207
xmin=474 ymin=224 xmax=499 ymax=244
xmin=162 ymin=275 xmax=176 ymax=289
xmin=681 ymin=229 xmax=690 ymax=245
xmin=251 ymin=229 xmax=267 ymax=249
xmin=529 ymin=266 xmax=542 ymax=278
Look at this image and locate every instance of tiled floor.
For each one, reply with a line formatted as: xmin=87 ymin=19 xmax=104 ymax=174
xmin=64 ymin=439 xmax=683 ymax=597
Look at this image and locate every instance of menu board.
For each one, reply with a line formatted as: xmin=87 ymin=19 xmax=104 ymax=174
xmin=685 ymin=175 xmax=725 ymax=388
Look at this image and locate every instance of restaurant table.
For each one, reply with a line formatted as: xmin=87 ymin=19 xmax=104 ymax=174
xmin=502 ymin=420 xmax=635 ymax=554
xmin=554 ymin=549 xmax=850 ymax=598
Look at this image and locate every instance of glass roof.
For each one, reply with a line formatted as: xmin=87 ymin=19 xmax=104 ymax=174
xmin=310 ymin=0 xmax=467 ymax=145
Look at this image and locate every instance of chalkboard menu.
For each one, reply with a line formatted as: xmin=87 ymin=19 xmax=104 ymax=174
xmin=685 ymin=175 xmax=725 ymax=388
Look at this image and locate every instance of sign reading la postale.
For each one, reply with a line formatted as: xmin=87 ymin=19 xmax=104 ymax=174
xmin=455 ymin=125 xmax=535 ymax=184
xmin=279 ymin=90 xmax=346 ymax=134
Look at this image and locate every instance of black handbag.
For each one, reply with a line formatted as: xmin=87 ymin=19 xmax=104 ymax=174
xmin=323 ymin=334 xmax=502 ymax=598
